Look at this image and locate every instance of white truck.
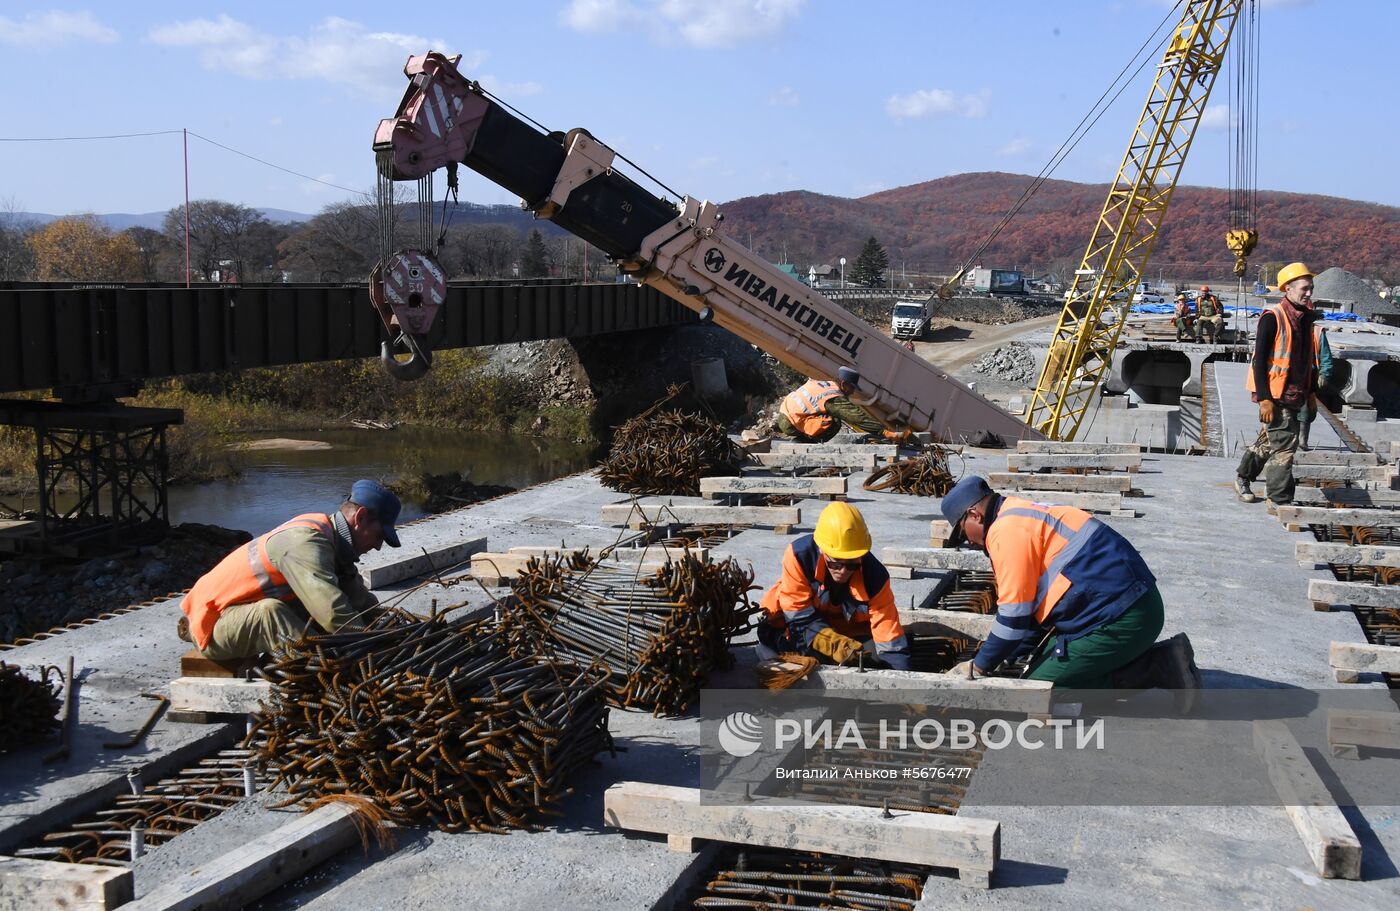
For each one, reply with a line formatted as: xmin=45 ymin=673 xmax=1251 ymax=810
xmin=890 ymin=299 xmax=932 ymax=340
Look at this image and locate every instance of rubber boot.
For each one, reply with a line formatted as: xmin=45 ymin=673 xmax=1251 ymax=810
xmin=1299 ymin=422 xmax=1311 ymax=451
xmin=1109 ymin=633 xmax=1202 ymax=714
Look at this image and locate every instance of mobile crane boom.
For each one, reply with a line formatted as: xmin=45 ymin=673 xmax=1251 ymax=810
xmin=370 ymin=52 xmax=1039 ymax=444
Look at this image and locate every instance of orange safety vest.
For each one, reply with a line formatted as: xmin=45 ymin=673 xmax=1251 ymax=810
xmin=181 ymin=513 xmax=334 ymax=650
xmin=780 ymin=380 xmax=843 ymax=437
xmin=1245 ymin=304 xmax=1320 ymax=400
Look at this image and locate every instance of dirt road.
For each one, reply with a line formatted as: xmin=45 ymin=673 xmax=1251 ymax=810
xmin=914 ymin=314 xmax=1061 ymax=374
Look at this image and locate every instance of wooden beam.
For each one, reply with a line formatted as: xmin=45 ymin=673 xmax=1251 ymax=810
xmin=882 ymin=547 xmax=992 ymax=572
xmin=1005 ymin=453 xmax=1141 ymax=473
xmin=1330 ymin=640 xmax=1400 ymax=676
xmin=601 ymin=503 xmax=801 ymax=527
xmin=1308 ymin=578 xmax=1400 ymax=610
xmin=1327 ymin=708 xmax=1400 ymax=759
xmin=0 ymin=856 xmax=132 ymax=911
xmin=1015 ymin=441 xmax=1142 ymax=454
xmin=169 ymin=677 xmax=272 ymax=716
xmin=1280 ymin=506 xmax=1400 ymax=529
xmin=359 ymin=536 xmax=486 ymax=588
xmin=753 ymin=452 xmax=877 ymax=470
xmin=118 ymin=803 xmax=363 ymax=911
xmin=771 ymin=442 xmax=897 ymax=457
xmin=700 ymin=476 xmax=847 ymax=497
xmin=1293 ymin=487 xmax=1400 ymax=508
xmin=1295 ymin=541 xmax=1400 ymax=569
xmin=899 ymin=608 xmax=995 ymax=638
xmin=1252 ymin=720 xmax=1362 ymax=879
xmin=1292 ymin=464 xmax=1394 ymax=484
xmin=987 ymin=472 xmax=1133 ymax=493
xmin=1296 ymin=451 xmax=1381 ymax=466
xmin=602 ymin=781 xmax=999 ymax=886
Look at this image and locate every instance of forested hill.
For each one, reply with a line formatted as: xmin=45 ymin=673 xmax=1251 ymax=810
xmin=720 ymin=172 xmax=1400 ymax=280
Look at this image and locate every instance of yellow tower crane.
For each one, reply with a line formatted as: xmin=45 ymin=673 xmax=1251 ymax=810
xmin=1028 ymin=0 xmax=1251 ymax=440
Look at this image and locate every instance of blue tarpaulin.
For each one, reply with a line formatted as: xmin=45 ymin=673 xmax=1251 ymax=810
xmin=1130 ymin=303 xmax=1362 ymax=321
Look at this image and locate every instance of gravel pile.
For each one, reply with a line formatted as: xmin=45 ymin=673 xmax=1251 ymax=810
xmin=1314 ymin=267 xmax=1392 ymax=320
xmin=0 ymin=523 xmax=251 ymax=644
xmin=970 ymin=343 xmax=1039 ymax=385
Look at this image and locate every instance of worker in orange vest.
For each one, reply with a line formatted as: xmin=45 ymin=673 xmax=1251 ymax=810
xmin=179 ymin=479 xmax=402 ymax=660
xmin=940 ymin=476 xmax=1201 ymax=710
xmin=774 ymin=367 xmax=906 ymax=443
xmin=1235 ymin=262 xmax=1321 ymax=511
xmin=758 ymin=502 xmax=910 ymax=670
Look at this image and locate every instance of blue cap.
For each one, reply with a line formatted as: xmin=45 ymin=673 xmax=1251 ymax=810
xmin=836 ymin=366 xmax=860 ymax=388
xmin=349 ymin=479 xmax=402 ymax=547
xmin=941 ymin=475 xmax=993 ymax=545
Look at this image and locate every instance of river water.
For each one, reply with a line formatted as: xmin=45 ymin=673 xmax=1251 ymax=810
xmin=166 ymin=428 xmax=594 ymax=536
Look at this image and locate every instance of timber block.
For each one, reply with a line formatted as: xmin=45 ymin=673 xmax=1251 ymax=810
xmin=1329 ymin=640 xmax=1400 ymax=676
xmin=1327 ymin=708 xmax=1400 ymax=759
xmin=169 ymin=676 xmax=272 ymax=716
xmin=0 ymin=856 xmax=132 ymax=910
xmin=179 ymin=648 xmax=262 ymax=679
xmin=1252 ymin=720 xmax=1362 ymax=879
xmin=603 ymin=781 xmax=999 ymax=887
xmin=358 ymin=536 xmax=486 ymax=587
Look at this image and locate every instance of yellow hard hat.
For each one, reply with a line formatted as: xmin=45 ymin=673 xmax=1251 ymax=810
xmin=813 ymin=502 xmax=872 ymax=560
xmin=1277 ymin=262 xmax=1313 ymax=290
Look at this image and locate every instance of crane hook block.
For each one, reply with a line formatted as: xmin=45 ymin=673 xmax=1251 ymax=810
xmin=370 ymin=250 xmax=446 ymax=381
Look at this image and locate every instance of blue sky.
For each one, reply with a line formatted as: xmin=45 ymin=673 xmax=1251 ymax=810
xmin=2 ymin=0 xmax=1395 ymax=218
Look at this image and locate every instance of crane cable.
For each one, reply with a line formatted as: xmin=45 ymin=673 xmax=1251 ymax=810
xmin=1226 ymin=2 xmax=1261 ymax=334
xmin=939 ymin=0 xmax=1187 ymax=297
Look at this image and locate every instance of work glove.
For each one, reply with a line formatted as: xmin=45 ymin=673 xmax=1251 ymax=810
xmin=882 ymin=429 xmax=913 ymax=444
xmin=1259 ymin=400 xmax=1276 ymax=424
xmin=811 ymin=627 xmax=864 ymax=666
xmin=946 ymin=659 xmax=979 ymax=679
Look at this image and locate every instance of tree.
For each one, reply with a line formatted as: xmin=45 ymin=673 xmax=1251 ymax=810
xmin=27 ymin=214 xmax=141 ymax=281
xmin=122 ymin=226 xmax=169 ymax=282
xmin=520 ymin=229 xmax=550 ymax=278
xmin=0 ymin=198 xmax=35 ymax=280
xmin=162 ymin=200 xmax=271 ymax=282
xmin=850 ymin=236 xmax=889 ymax=287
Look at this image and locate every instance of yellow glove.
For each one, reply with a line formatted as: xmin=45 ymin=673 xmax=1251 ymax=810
xmin=812 ymin=627 xmax=863 ymax=666
xmin=946 ymin=659 xmax=979 ymax=679
xmin=1259 ymin=400 xmax=1276 ymax=424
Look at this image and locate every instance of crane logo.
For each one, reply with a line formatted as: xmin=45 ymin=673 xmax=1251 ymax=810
xmin=717 ymin=711 xmax=765 ymax=757
xmin=703 ymin=249 xmax=726 ymax=273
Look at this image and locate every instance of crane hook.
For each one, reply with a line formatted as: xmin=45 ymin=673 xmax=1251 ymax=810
xmin=369 ymin=251 xmax=446 ymax=381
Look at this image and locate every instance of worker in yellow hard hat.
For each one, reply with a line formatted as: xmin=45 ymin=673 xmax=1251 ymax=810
xmin=1235 ymin=262 xmax=1322 ymax=511
xmin=757 ymin=502 xmax=910 ymax=669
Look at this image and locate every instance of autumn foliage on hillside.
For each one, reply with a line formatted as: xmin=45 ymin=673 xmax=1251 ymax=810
xmin=721 ymin=172 xmax=1400 ymax=282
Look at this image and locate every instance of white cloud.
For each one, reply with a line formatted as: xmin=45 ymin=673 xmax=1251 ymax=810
xmin=560 ymin=0 xmax=805 ymax=48
xmin=885 ymin=88 xmax=989 ymax=121
xmin=996 ymin=138 xmax=1032 ymax=157
xmin=147 ymin=15 xmax=482 ymax=96
xmin=0 ymin=10 xmax=118 ymax=45
xmin=1200 ymin=103 xmax=1230 ymax=129
xmin=769 ymin=86 xmax=800 ymax=107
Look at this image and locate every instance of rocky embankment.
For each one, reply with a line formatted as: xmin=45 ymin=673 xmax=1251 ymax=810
xmin=970 ymin=342 xmax=1039 ymax=385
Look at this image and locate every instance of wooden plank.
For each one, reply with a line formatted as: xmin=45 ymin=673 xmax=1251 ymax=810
xmin=1292 ymin=464 xmax=1394 ymax=483
xmin=987 ymin=472 xmax=1133 ymax=493
xmin=1327 ymin=708 xmax=1400 ymax=759
xmin=1015 ymin=441 xmax=1142 ymax=454
xmin=1308 ymin=578 xmax=1400 ymax=610
xmin=700 ymin=476 xmax=847 ymax=496
xmin=1295 ymin=541 xmax=1400 ymax=569
xmin=899 ymin=608 xmax=995 ymax=638
xmin=601 ymin=503 xmax=801 ymax=527
xmin=1280 ymin=506 xmax=1400 ymax=529
xmin=0 ymin=855 xmax=132 ymax=911
xmin=359 ymin=536 xmax=486 ymax=588
xmin=1296 ymin=451 xmax=1381 ymax=466
xmin=1003 ymin=490 xmax=1131 ymax=515
xmin=771 ymin=442 xmax=898 ymax=456
xmin=603 ymin=782 xmax=999 ymax=884
xmin=169 ymin=677 xmax=272 ymax=715
xmin=1005 ymin=453 xmax=1142 ymax=473
xmin=1252 ymin=720 xmax=1362 ymax=879
xmin=753 ymin=452 xmax=877 ymax=470
xmin=179 ymin=649 xmax=262 ymax=680
xmin=882 ymin=547 xmax=992 ymax=572
xmin=119 ymin=803 xmax=362 ymax=911
xmin=1292 ymin=486 xmax=1400 ymax=508
xmin=1330 ymin=640 xmax=1400 ymax=675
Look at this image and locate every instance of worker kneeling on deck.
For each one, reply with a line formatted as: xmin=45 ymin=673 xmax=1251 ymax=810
xmin=940 ymin=476 xmax=1201 ymax=707
xmin=179 ymin=479 xmax=401 ymax=660
xmin=757 ymin=502 xmax=911 ymax=670
xmin=775 ymin=367 xmax=906 ymax=443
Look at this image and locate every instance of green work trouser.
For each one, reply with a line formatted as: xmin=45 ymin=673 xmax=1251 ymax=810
xmin=1025 ymin=585 xmax=1165 ymax=688
xmin=200 ymin=598 xmax=312 ymax=661
xmin=1195 ymin=315 xmax=1223 ymax=340
xmin=1235 ymin=406 xmax=1301 ymax=505
xmin=775 ymin=413 xmax=841 ymax=443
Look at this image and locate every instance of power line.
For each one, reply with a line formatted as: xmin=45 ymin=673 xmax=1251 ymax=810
xmin=185 ymin=130 xmax=361 ymax=195
xmin=0 ymin=129 xmax=184 ymax=142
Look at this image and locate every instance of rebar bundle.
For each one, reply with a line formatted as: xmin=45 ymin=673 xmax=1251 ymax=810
xmin=0 ymin=661 xmax=63 ymax=752
xmin=598 ymin=408 xmax=747 ymax=496
xmin=862 ymin=448 xmax=955 ymax=497
xmin=250 ymin=614 xmax=613 ymax=833
xmin=501 ymin=553 xmax=759 ymax=715
xmin=691 ymin=849 xmax=927 ymax=911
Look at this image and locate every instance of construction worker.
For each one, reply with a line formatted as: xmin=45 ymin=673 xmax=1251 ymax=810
xmin=775 ymin=367 xmax=904 ymax=443
xmin=1235 ymin=262 xmax=1321 ymax=510
xmin=940 ymin=476 xmax=1201 ymax=706
xmin=757 ymin=502 xmax=910 ymax=670
xmin=1195 ymin=285 xmax=1224 ymax=343
xmin=1172 ymin=293 xmax=1194 ymax=342
xmin=179 ymin=479 xmax=402 ymax=660
xmin=1297 ymin=325 xmax=1334 ymax=451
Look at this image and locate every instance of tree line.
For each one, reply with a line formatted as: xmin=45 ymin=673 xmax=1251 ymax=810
xmin=0 ymin=196 xmax=614 ymax=284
